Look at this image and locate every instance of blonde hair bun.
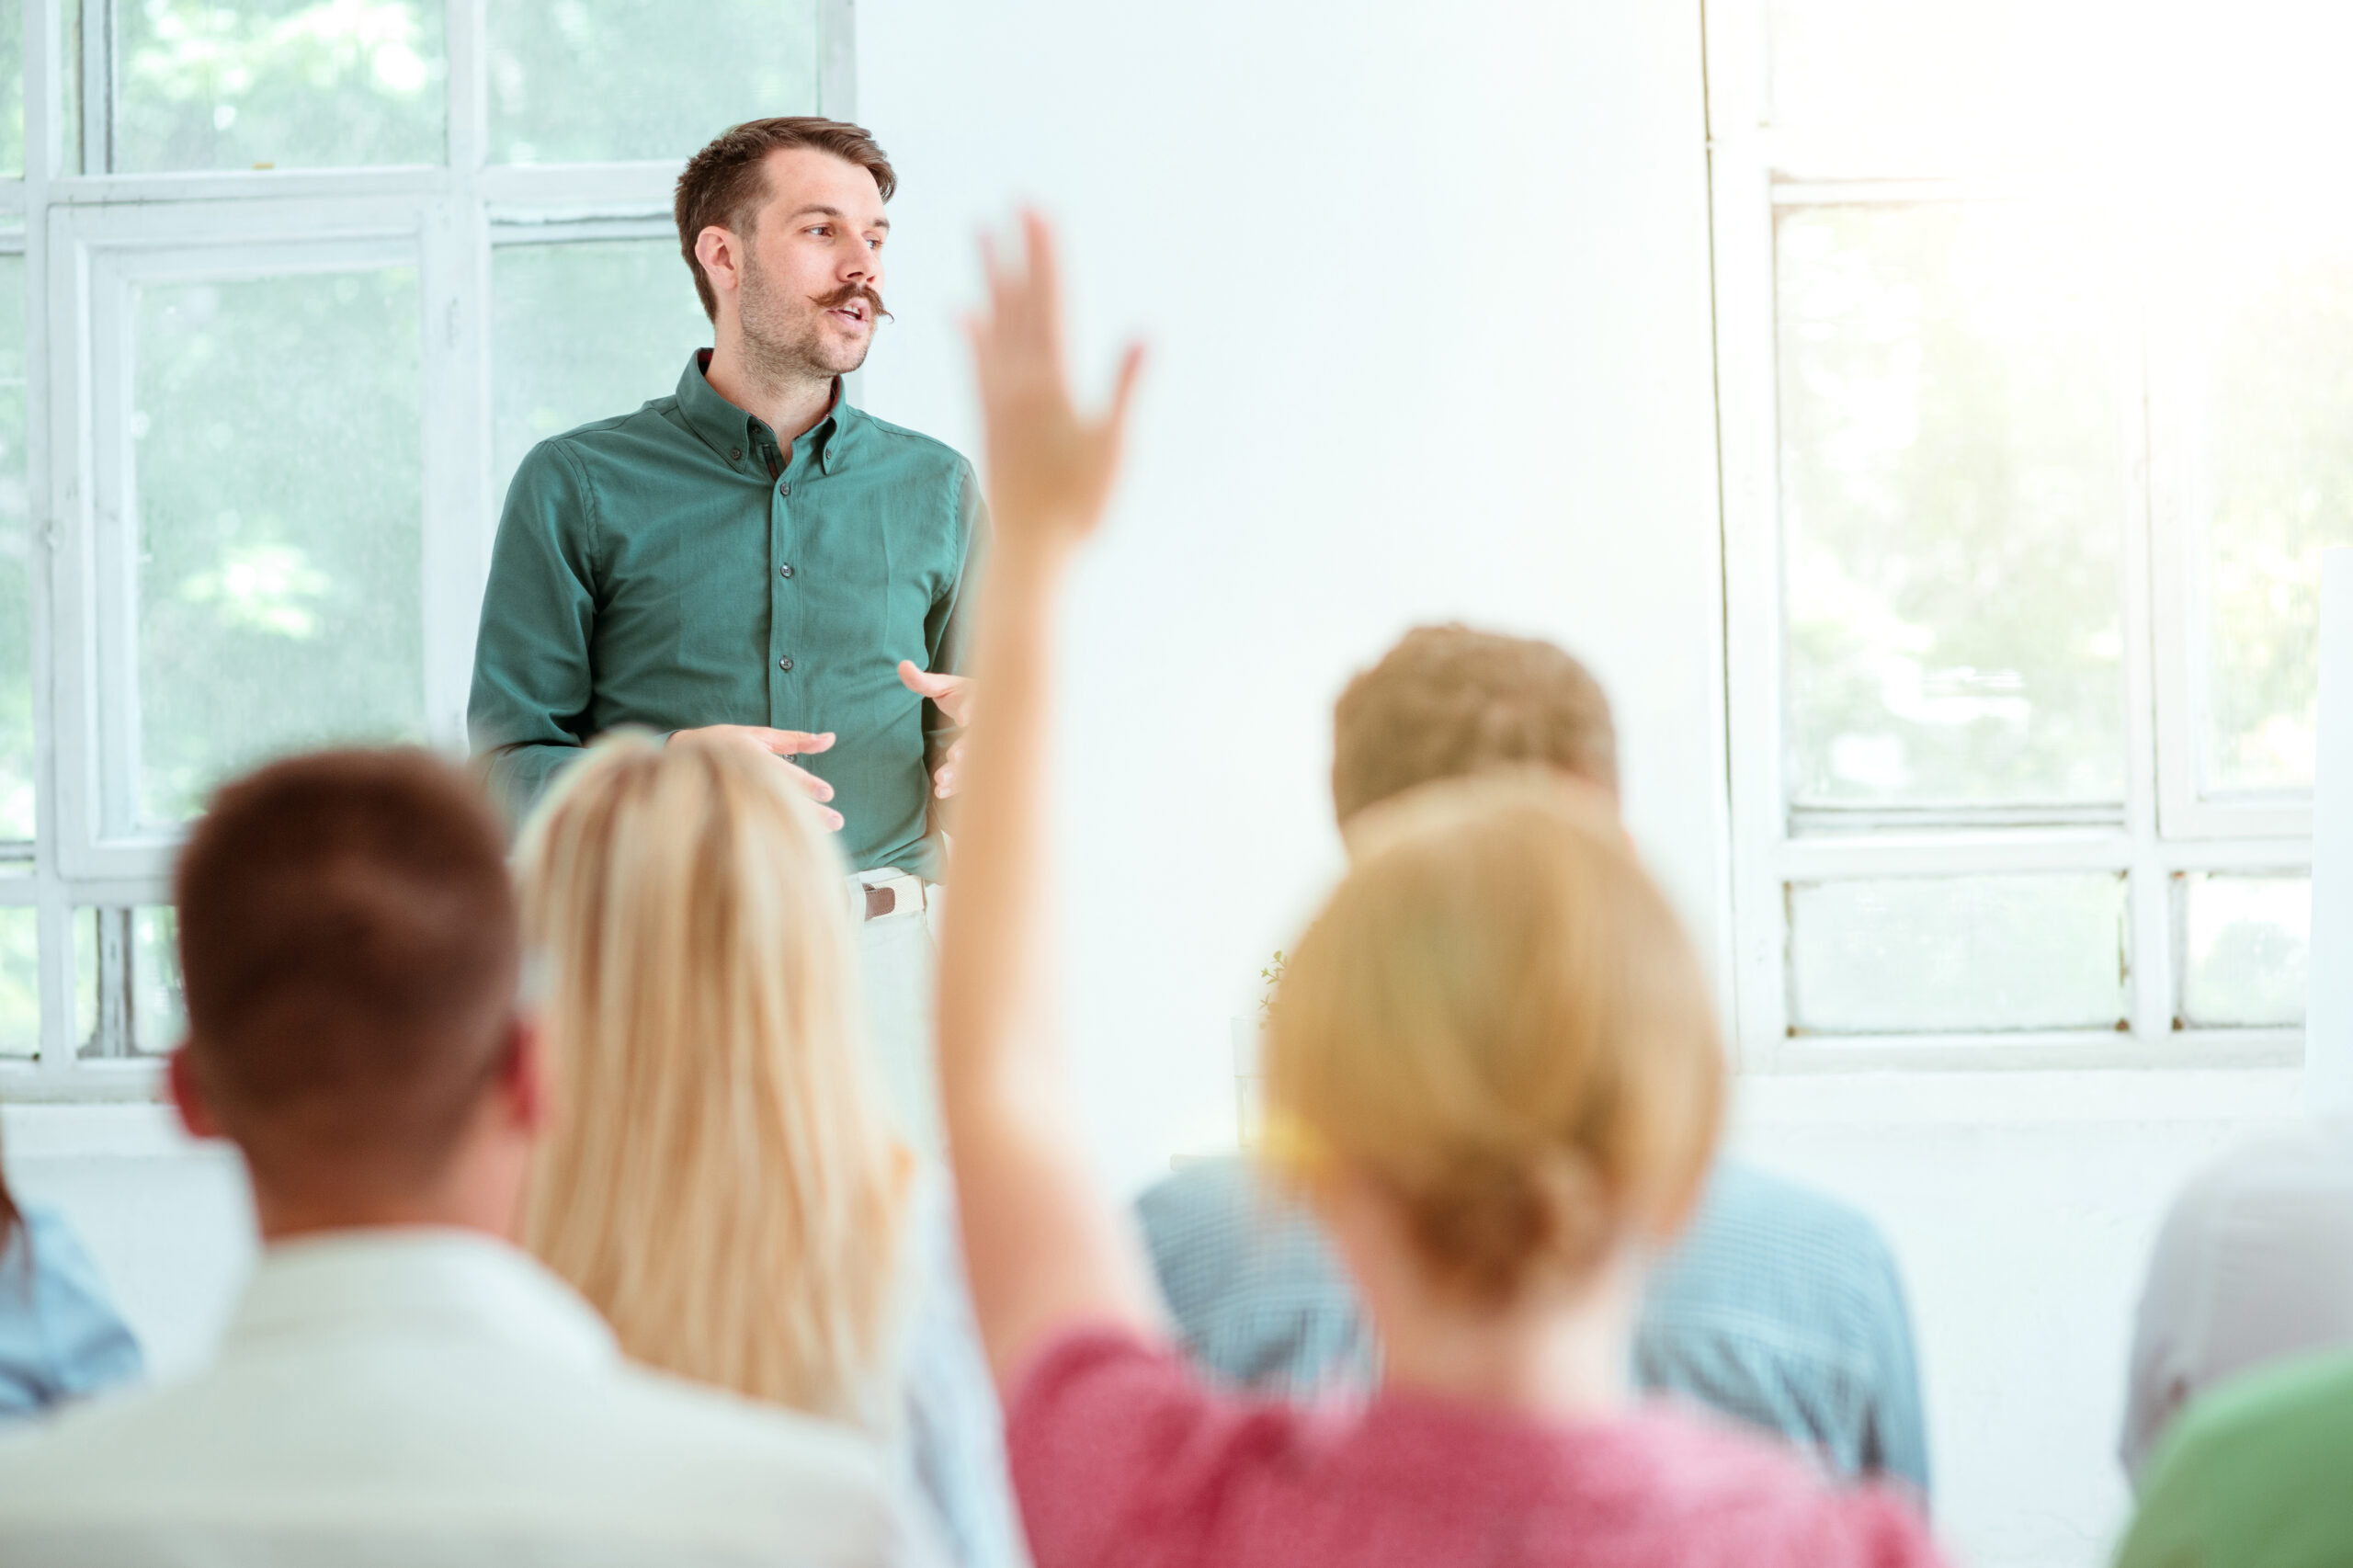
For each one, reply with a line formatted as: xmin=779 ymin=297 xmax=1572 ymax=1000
xmin=1267 ymin=769 xmax=1722 ymax=1303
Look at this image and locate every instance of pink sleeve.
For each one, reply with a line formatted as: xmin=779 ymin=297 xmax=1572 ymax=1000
xmin=1852 ymin=1485 xmax=1951 ymax=1568
xmin=1004 ymin=1324 xmax=1306 ymax=1568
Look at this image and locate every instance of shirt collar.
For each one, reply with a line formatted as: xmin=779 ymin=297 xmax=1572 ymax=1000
xmin=677 ymin=348 xmax=857 ymax=477
xmin=224 ymin=1226 xmax=618 ymax=1370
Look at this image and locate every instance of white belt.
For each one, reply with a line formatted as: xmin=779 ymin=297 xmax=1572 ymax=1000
xmin=849 ymin=869 xmax=929 ymax=922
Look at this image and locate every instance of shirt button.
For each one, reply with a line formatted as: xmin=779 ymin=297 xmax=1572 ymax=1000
xmin=730 ymin=447 xmax=742 ymax=460
xmin=779 ymin=563 xmax=794 ymax=578
xmin=779 ymin=656 xmax=794 ymax=672
xmin=779 ymin=482 xmax=790 ymax=497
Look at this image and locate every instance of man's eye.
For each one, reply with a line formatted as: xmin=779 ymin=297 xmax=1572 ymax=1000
xmin=808 ymin=226 xmax=832 ymax=238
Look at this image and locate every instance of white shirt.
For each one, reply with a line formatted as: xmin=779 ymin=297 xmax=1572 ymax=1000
xmin=2121 ymin=1123 xmax=2353 ymax=1484
xmin=0 ymin=1227 xmax=941 ymax=1567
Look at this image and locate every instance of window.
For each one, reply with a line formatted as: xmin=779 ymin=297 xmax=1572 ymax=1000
xmin=3 ymin=0 xmax=852 ymax=1097
xmin=1707 ymin=0 xmax=2339 ymax=1065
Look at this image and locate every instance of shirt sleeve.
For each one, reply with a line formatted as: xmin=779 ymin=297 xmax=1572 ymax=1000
xmin=2111 ymin=1440 xmax=2207 ymax=1568
xmin=23 ymin=1210 xmax=144 ymax=1407
xmin=2120 ymin=1176 xmax=2211 ymax=1488
xmin=898 ymin=1187 xmax=1025 ymax=1568
xmin=468 ymin=439 xmax=601 ymax=827
xmin=922 ymin=462 xmax=988 ymax=778
xmin=1855 ymin=1230 xmax=1932 ymax=1502
xmin=1006 ymin=1324 xmax=1302 ymax=1568
xmin=1132 ymin=1158 xmax=1379 ymax=1399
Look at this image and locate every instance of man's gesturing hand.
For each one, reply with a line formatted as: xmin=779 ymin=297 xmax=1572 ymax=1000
xmin=669 ymin=725 xmax=845 ymax=830
xmin=900 ymin=662 xmax=972 ymax=798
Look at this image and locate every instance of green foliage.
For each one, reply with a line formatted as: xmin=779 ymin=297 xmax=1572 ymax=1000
xmin=492 ymin=238 xmax=713 ymax=498
xmin=133 ymin=267 xmax=426 ymax=824
xmin=1779 ymin=202 xmax=2128 ymax=808
xmin=1257 ymin=949 xmax=1285 ymax=1018
xmin=116 ymin=0 xmax=446 ymax=171
xmin=2200 ymin=258 xmax=2353 ymax=792
xmin=488 ymin=0 xmax=819 ymax=165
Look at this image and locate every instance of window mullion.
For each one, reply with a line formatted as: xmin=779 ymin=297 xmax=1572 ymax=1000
xmin=446 ymin=0 xmax=487 ymax=174
xmin=1707 ymin=0 xmax=1789 ymax=1067
xmin=27 ymin=0 xmax=73 ymax=1080
xmin=75 ymin=1 xmax=109 ymax=176
xmin=1711 ymin=152 xmax=1788 ymax=1067
xmin=417 ymin=200 xmax=492 ymax=755
xmin=2120 ymin=251 xmax=2174 ymax=1044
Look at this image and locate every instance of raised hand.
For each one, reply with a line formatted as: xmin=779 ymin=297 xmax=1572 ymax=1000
xmin=965 ymin=211 xmax=1145 ymax=558
xmin=938 ymin=212 xmax=1165 ymax=1383
xmin=668 ymin=724 xmax=845 ymax=831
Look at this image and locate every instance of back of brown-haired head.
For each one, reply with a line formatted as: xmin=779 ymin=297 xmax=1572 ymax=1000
xmin=675 ymin=116 xmax=897 ymax=323
xmin=174 ymin=749 xmax=520 ymax=1199
xmin=1331 ymin=624 xmax=1618 ymax=828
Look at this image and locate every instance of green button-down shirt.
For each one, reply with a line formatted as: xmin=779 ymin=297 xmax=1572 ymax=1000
xmin=469 ymin=352 xmax=985 ymax=880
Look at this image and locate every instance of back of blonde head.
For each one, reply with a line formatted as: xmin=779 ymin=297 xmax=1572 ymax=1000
xmin=1267 ymin=771 xmax=1722 ymax=1304
xmin=518 ymin=732 xmax=911 ymax=1425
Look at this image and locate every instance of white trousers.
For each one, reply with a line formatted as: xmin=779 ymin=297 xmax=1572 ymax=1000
xmin=856 ymin=884 xmax=944 ymax=1158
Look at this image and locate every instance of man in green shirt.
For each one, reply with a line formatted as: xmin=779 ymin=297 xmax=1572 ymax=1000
xmin=2115 ymin=1346 xmax=2353 ymax=1568
xmin=468 ymin=117 xmax=981 ymax=1147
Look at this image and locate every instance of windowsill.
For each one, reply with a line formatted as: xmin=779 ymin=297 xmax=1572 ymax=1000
xmin=1733 ymin=1064 xmax=2305 ymax=1128
xmin=0 ymin=1101 xmax=207 ymax=1159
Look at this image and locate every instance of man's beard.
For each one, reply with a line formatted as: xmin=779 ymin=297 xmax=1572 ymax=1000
xmin=738 ymin=247 xmax=889 ymax=384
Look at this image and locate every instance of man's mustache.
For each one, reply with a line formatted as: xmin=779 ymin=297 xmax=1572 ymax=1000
xmin=812 ymin=283 xmax=892 ymax=323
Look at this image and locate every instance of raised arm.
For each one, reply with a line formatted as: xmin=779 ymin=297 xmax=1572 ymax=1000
xmin=934 ymin=214 xmax=1158 ymax=1386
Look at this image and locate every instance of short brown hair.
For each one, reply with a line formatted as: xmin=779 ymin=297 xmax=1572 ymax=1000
xmin=1331 ymin=624 xmax=1618 ymax=827
xmin=675 ymin=117 xmax=897 ymax=322
xmin=175 ymin=749 xmax=520 ymax=1191
xmin=1267 ymin=774 xmax=1722 ymax=1303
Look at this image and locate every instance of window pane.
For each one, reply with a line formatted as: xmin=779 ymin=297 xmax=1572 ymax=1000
xmin=1779 ymin=203 xmax=2129 ymax=812
xmin=492 ymin=237 xmax=710 ymax=499
xmin=0 ymin=255 xmax=31 ymax=841
xmin=488 ymin=0 xmax=819 ymax=165
xmin=2193 ymin=227 xmax=2353 ymax=795
xmin=1768 ymin=0 xmax=2351 ymax=145
xmin=107 ymin=0 xmax=446 ymax=172
xmin=2178 ymin=873 xmax=2309 ymax=1029
xmin=74 ymin=906 xmax=184 ymax=1057
xmin=129 ymin=905 xmax=183 ymax=1052
xmin=1789 ymin=873 xmax=2129 ymax=1034
xmin=0 ymin=0 xmax=22 ymax=176
xmin=1767 ymin=0 xmax=2125 ymax=132
xmin=0 ymin=908 xmax=39 ymax=1058
xmin=131 ymin=267 xmax=424 ymax=827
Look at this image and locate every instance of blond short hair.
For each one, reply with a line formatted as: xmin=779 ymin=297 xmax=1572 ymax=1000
xmin=517 ymin=732 xmax=911 ymax=1426
xmin=1331 ymin=624 xmax=1618 ymax=827
xmin=1267 ymin=772 xmax=1721 ymax=1303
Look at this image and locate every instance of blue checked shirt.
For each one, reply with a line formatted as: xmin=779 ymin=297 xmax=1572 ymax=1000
xmin=1134 ymin=1156 xmax=1930 ymax=1498
xmin=0 ymin=1206 xmax=144 ymax=1420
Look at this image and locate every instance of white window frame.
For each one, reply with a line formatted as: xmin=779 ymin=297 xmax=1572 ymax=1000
xmin=1704 ymin=0 xmax=2311 ymax=1073
xmin=1 ymin=0 xmax=858 ymax=1099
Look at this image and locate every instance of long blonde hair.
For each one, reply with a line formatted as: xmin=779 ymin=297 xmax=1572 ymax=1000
xmin=517 ymin=731 xmax=913 ymax=1425
xmin=1266 ymin=771 xmax=1722 ymax=1304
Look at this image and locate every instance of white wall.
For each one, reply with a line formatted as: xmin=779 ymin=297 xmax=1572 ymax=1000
xmin=848 ymin=6 xmax=2311 ymax=1568
xmin=0 ymin=8 xmax=2316 ymax=1568
xmin=853 ymin=0 xmax=1735 ymax=1177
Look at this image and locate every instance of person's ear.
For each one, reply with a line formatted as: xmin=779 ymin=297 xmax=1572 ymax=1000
xmin=695 ymin=225 xmax=744 ymax=309
xmin=167 ymin=1045 xmax=222 ymax=1142
xmin=495 ymin=1013 xmax=551 ymax=1140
